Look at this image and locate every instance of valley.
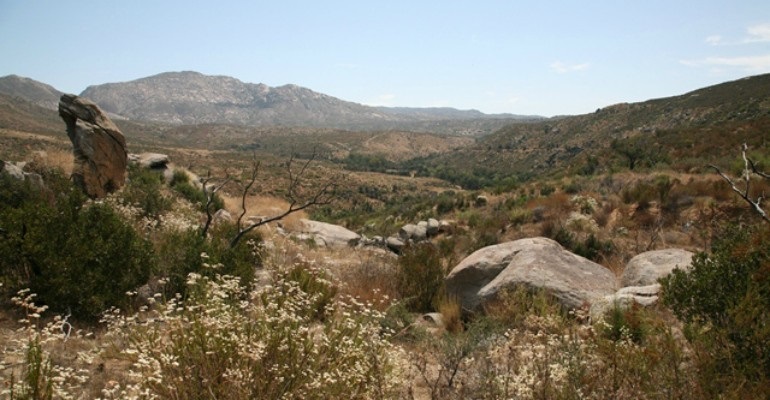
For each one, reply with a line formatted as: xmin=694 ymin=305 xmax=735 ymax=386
xmin=0 ymin=71 xmax=769 ymax=398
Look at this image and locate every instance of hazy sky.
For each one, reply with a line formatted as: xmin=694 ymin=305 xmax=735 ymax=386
xmin=1 ymin=1 xmax=769 ymax=116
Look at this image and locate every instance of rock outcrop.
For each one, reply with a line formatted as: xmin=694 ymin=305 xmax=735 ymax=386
xmin=298 ymin=219 xmax=361 ymax=248
xmin=58 ymin=94 xmax=127 ymax=198
xmin=621 ymin=249 xmax=694 ymax=287
xmin=446 ymin=237 xmax=617 ymax=311
xmin=399 ymin=223 xmax=428 ymax=242
xmin=589 ymin=284 xmax=661 ymax=321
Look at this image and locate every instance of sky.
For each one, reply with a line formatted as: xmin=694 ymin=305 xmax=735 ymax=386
xmin=1 ymin=1 xmax=769 ymax=117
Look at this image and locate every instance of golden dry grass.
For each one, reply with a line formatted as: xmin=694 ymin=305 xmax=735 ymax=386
xmin=30 ymin=148 xmax=74 ymax=175
xmin=221 ymin=194 xmax=308 ymax=231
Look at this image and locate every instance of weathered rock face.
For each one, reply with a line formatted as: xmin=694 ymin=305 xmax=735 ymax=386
xmin=299 ymin=219 xmax=361 ymax=248
xmin=621 ymin=249 xmax=694 ymax=287
xmin=446 ymin=237 xmax=617 ymax=311
xmin=58 ymin=94 xmax=127 ymax=198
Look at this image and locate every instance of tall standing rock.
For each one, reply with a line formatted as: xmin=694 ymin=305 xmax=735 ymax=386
xmin=58 ymin=94 xmax=127 ymax=198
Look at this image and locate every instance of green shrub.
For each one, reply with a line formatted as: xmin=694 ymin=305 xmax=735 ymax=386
xmin=397 ymin=244 xmax=446 ymax=312
xmin=121 ymin=165 xmax=172 ymax=218
xmin=662 ymin=223 xmax=770 ymax=388
xmin=0 ymin=175 xmax=153 ymax=320
xmin=153 ymin=224 xmax=262 ymax=298
xmin=599 ymin=303 xmax=648 ymax=344
xmin=171 ymin=178 xmax=224 ymax=212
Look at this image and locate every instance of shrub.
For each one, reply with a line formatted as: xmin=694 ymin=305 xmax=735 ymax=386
xmin=484 ymin=286 xmax=565 ymax=331
xmin=153 ymin=224 xmax=262 ymax=298
xmin=598 ymin=303 xmax=648 ymax=344
xmin=171 ymin=177 xmax=224 ymax=212
xmin=0 ymin=175 xmax=153 ymax=320
xmin=285 ymin=264 xmax=338 ymax=321
xmin=662 ymin=223 xmax=770 ymax=390
xmin=121 ymin=164 xmax=172 ymax=218
xmin=438 ymin=295 xmax=463 ymax=333
xmin=103 ymin=272 xmax=399 ymax=399
xmin=397 ymin=244 xmax=446 ymax=312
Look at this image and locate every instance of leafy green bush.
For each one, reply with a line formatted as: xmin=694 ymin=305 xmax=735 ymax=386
xmin=599 ymin=303 xmax=648 ymax=344
xmin=153 ymin=224 xmax=261 ymax=298
xmin=0 ymin=174 xmax=153 ymax=320
xmin=170 ymin=172 xmax=224 ymax=212
xmin=662 ymin=223 xmax=770 ymax=389
xmin=397 ymin=244 xmax=446 ymax=312
xmin=121 ymin=164 xmax=172 ymax=218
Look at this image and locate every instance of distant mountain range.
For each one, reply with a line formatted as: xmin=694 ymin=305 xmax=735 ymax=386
xmin=0 ymin=71 xmax=540 ymax=133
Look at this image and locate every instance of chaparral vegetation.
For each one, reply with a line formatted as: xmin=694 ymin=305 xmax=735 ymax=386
xmin=0 ymin=72 xmax=769 ymax=399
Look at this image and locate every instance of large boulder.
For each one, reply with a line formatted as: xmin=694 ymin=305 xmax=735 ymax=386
xmin=446 ymin=237 xmax=617 ymax=311
xmin=58 ymin=94 xmax=127 ymax=198
xmin=299 ymin=219 xmax=360 ymax=248
xmin=621 ymin=249 xmax=694 ymax=287
xmin=129 ymin=152 xmax=170 ymax=169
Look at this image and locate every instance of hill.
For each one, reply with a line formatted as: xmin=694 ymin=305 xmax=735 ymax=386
xmin=0 ymin=75 xmax=63 ymax=110
xmin=416 ymin=73 xmax=770 ymax=188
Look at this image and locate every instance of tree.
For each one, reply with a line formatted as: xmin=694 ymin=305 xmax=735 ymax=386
xmin=200 ymin=151 xmax=341 ymax=248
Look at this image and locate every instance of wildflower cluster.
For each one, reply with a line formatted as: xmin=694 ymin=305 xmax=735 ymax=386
xmin=99 ymin=268 xmax=401 ymax=399
xmin=1 ymin=289 xmax=93 ymax=399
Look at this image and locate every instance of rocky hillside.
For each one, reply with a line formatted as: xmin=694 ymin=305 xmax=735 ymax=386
xmin=421 ymin=73 xmax=770 ymax=186
xmin=79 ymin=71 xmax=398 ymax=127
xmin=77 ymin=71 xmax=530 ymax=132
xmin=0 ymin=75 xmax=63 ymax=110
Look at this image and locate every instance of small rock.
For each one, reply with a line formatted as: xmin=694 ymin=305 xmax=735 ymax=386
xmin=426 ymin=218 xmax=440 ymax=236
xmin=386 ymin=236 xmax=405 ymax=253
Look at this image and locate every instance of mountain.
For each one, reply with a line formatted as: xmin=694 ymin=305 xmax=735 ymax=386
xmin=420 ymin=73 xmax=770 ymax=186
xmin=78 ymin=71 xmax=533 ymax=133
xmin=0 ymin=75 xmax=63 ymax=110
xmin=79 ymin=71 xmax=404 ymax=128
xmin=376 ymin=106 xmax=542 ymax=121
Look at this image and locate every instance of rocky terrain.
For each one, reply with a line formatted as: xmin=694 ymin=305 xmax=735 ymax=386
xmin=0 ymin=73 xmax=769 ymax=397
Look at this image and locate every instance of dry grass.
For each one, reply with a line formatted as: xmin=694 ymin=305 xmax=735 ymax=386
xmin=30 ymin=148 xmax=74 ymax=176
xmin=221 ymin=194 xmax=308 ymax=231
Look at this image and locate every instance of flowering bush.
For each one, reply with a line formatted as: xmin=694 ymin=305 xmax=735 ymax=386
xmin=99 ymin=267 xmax=401 ymax=399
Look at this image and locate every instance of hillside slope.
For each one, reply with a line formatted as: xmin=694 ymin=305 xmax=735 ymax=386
xmin=0 ymin=75 xmax=63 ymax=110
xmin=421 ymin=73 xmax=770 ymax=186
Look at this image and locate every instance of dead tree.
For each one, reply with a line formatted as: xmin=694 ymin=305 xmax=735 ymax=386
xmin=200 ymin=151 xmax=339 ymax=248
xmin=200 ymin=172 xmax=231 ymax=238
xmin=710 ymin=143 xmax=770 ymax=223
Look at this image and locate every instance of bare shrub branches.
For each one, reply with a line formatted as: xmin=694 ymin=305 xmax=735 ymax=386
xmin=709 ymin=143 xmax=770 ymax=223
xmin=200 ymin=150 xmax=340 ymax=247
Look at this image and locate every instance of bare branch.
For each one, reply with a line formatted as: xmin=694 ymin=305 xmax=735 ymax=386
xmin=748 ymin=158 xmax=770 ymax=179
xmin=710 ymin=157 xmax=770 ymax=224
xmin=235 ymin=156 xmax=261 ymax=233
xmin=228 ymin=148 xmax=339 ymax=248
xmin=200 ymin=171 xmax=232 ymax=237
